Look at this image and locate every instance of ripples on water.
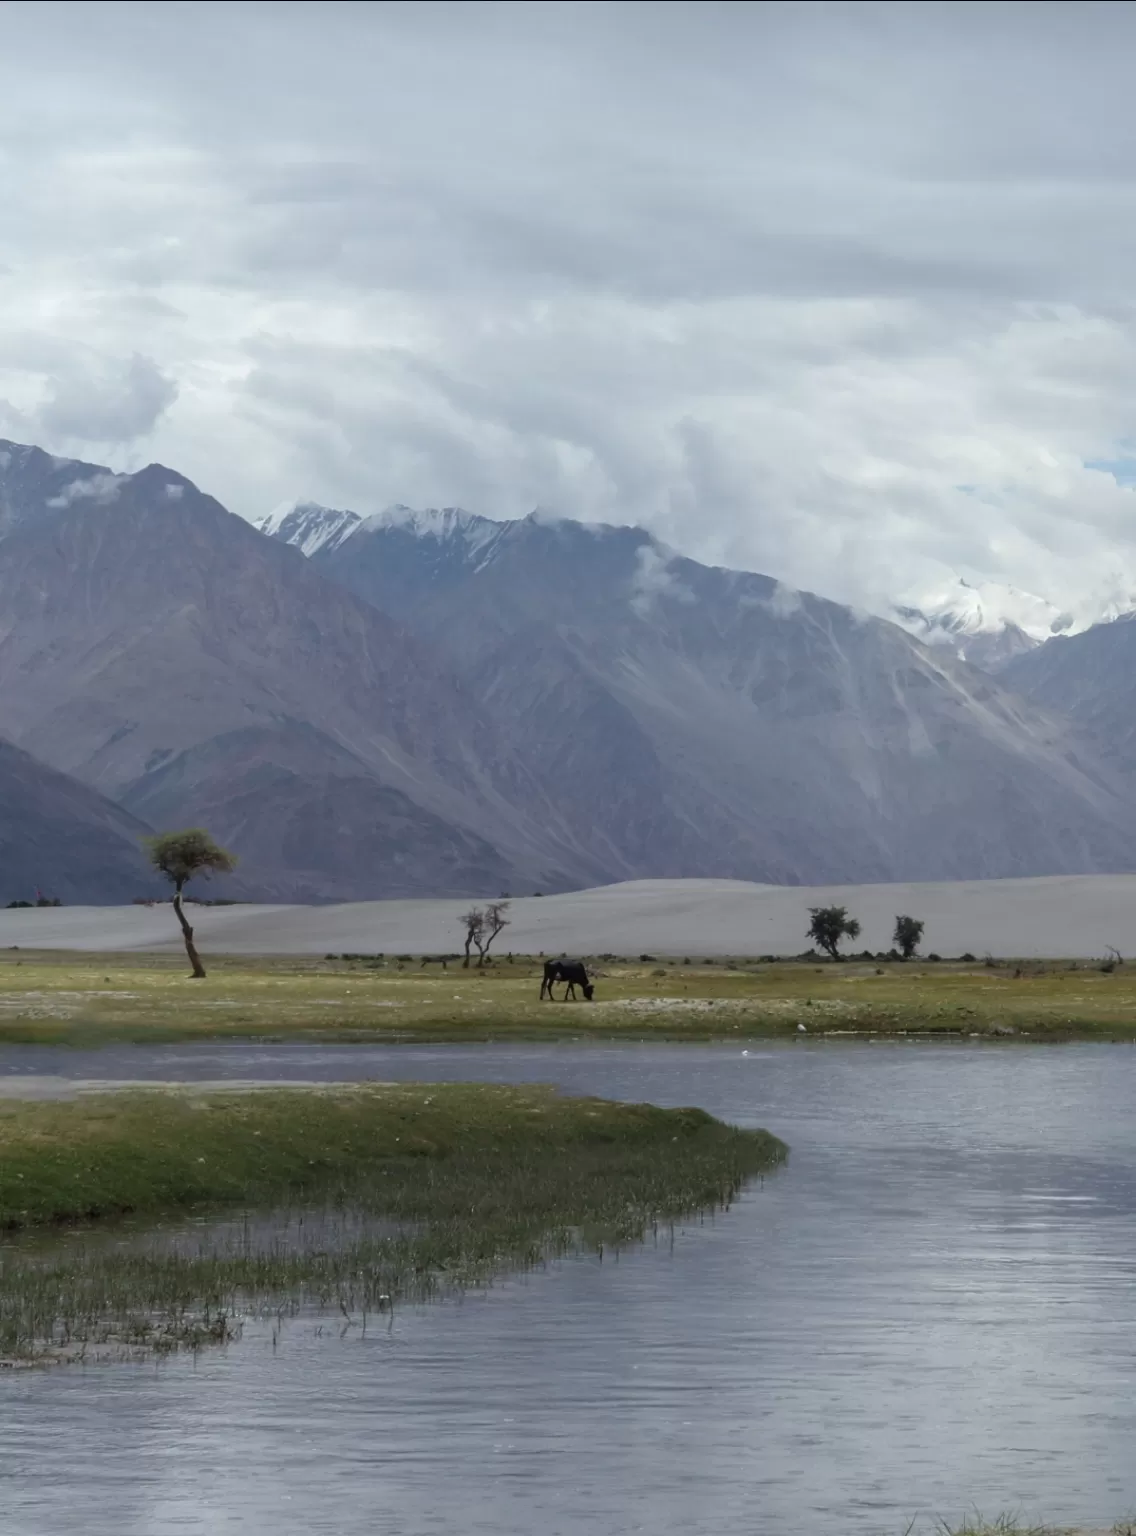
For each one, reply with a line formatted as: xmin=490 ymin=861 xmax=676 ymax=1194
xmin=2 ymin=1040 xmax=1135 ymax=1535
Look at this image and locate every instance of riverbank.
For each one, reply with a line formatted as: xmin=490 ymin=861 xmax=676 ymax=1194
xmin=0 ymin=1084 xmax=784 ymax=1360
xmin=2 ymin=951 xmax=1136 ymax=1044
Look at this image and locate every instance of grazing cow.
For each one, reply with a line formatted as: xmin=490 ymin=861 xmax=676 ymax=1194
xmin=539 ymin=958 xmax=595 ymax=1001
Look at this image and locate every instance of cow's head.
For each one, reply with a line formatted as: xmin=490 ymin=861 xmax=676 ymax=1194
xmin=582 ymin=982 xmax=595 ymax=1001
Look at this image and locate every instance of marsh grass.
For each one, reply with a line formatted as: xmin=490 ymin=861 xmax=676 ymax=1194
xmin=1 ymin=950 xmax=1135 ymax=1046
xmin=934 ymin=1519 xmax=1129 ymax=1536
xmin=0 ymin=1084 xmax=785 ymax=1361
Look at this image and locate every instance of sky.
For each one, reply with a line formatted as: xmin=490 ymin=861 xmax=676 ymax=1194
xmin=4 ymin=0 xmax=1136 ymax=623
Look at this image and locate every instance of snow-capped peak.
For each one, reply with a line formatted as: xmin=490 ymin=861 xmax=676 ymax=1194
xmin=890 ymin=577 xmax=1076 ymax=671
xmin=358 ymin=503 xmax=510 ymax=552
xmin=256 ymin=501 xmax=361 ymax=557
xmin=896 ymin=576 xmax=1071 ymax=643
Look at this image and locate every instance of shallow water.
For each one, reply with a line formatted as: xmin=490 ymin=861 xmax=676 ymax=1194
xmin=2 ymin=1039 xmax=1136 ymax=1534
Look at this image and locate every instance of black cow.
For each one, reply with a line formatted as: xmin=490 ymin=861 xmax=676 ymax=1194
xmin=539 ymin=958 xmax=595 ymax=1001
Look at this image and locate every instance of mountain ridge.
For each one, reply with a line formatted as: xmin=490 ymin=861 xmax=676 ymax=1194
xmin=7 ymin=437 xmax=1136 ymax=899
xmin=271 ymin=496 xmax=1136 ymax=885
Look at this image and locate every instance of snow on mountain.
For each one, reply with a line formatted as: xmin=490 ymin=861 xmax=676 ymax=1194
xmin=262 ymin=500 xmax=1136 ymax=884
xmin=891 ymin=577 xmax=1076 ymax=671
xmin=354 ymin=504 xmax=516 ymax=570
xmin=255 ymin=501 xmax=361 ymax=556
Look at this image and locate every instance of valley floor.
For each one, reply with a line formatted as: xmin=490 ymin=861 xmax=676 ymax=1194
xmin=1 ymin=949 xmax=1136 ymax=1046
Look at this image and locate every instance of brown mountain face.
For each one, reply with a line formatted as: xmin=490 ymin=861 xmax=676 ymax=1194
xmin=1001 ymin=615 xmax=1136 ymax=773
xmin=5 ymin=435 xmax=1136 ymax=902
xmin=0 ymin=737 xmax=156 ymax=904
xmin=300 ymin=508 xmax=1136 ymax=884
xmin=0 ymin=444 xmax=584 ymax=899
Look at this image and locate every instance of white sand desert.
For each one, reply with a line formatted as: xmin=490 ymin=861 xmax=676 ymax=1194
xmin=1 ymin=874 xmax=1133 ymax=959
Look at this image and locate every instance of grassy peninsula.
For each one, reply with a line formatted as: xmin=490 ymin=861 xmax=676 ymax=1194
xmin=0 ymin=1084 xmax=785 ymax=1361
xmin=1 ymin=949 xmax=1136 ymax=1045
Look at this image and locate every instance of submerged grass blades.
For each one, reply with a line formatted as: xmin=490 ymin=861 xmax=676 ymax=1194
xmin=0 ymin=1084 xmax=785 ymax=1361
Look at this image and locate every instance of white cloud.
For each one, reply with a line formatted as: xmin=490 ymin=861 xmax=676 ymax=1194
xmin=36 ymin=354 xmax=178 ymax=447
xmin=766 ymin=582 xmax=804 ymax=620
xmin=4 ymin=4 xmax=1136 ymax=618
xmin=629 ymin=541 xmax=695 ymax=617
xmin=45 ymin=472 xmax=122 ymax=508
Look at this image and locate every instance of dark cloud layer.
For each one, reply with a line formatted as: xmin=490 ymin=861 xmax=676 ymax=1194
xmin=4 ymin=1 xmax=1136 ymax=621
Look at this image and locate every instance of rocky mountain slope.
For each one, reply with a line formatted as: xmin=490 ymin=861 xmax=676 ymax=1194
xmin=272 ymin=502 xmax=1136 ymax=885
xmin=0 ymin=737 xmax=157 ymax=904
xmin=1001 ymin=615 xmax=1136 ymax=774
xmin=7 ymin=432 xmax=1136 ymax=901
xmin=0 ymin=443 xmax=591 ymax=900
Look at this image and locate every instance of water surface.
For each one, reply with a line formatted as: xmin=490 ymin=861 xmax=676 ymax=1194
xmin=2 ymin=1039 xmax=1135 ymax=1534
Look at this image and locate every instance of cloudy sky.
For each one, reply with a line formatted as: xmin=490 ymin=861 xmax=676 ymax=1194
xmin=4 ymin=0 xmax=1136 ymax=621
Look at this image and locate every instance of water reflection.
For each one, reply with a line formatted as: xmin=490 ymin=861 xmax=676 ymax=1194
xmin=2 ymin=1041 xmax=1135 ymax=1533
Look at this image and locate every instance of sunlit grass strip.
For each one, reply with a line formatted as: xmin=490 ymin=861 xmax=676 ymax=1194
xmin=5 ymin=952 xmax=1136 ymax=1045
xmin=0 ymin=1085 xmax=785 ymax=1359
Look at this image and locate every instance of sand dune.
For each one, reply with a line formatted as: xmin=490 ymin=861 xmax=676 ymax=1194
xmin=1 ymin=874 xmax=1134 ymax=959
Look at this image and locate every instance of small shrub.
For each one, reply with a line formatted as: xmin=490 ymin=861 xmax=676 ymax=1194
xmin=959 ymin=952 xmax=976 ymax=963
xmin=639 ymin=954 xmax=657 ymax=963
xmin=927 ymin=953 xmax=942 ymax=962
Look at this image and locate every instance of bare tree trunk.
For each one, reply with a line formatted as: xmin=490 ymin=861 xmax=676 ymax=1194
xmin=173 ymin=885 xmax=207 ymax=979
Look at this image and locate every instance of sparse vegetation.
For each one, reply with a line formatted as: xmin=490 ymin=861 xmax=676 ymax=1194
xmin=143 ymin=829 xmax=237 ymax=979
xmin=894 ymin=914 xmax=925 ymax=960
xmin=3 ymin=949 xmax=1136 ymax=1044
xmin=807 ymin=905 xmax=861 ymax=960
xmin=458 ymin=900 xmax=512 ymax=967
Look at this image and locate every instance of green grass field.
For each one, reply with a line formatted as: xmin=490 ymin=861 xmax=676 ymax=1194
xmin=0 ymin=1084 xmax=784 ymax=1360
xmin=1 ymin=948 xmax=1135 ymax=1044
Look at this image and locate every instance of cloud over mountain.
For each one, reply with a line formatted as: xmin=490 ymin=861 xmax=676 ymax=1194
xmin=4 ymin=4 xmax=1136 ymax=620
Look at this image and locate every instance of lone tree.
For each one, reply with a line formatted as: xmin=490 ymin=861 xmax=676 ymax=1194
xmin=459 ymin=900 xmax=512 ymax=968
xmin=807 ymin=905 xmax=861 ymax=961
xmin=893 ymin=914 xmax=925 ymax=961
xmin=145 ymin=829 xmax=237 ymax=979
xmin=460 ymin=906 xmax=485 ymax=969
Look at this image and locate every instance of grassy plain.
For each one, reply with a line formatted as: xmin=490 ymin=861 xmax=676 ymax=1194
xmin=0 ymin=949 xmax=1135 ymax=1044
xmin=0 ymin=1084 xmax=783 ymax=1359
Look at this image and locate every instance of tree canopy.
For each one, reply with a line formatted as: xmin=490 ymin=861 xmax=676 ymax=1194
xmin=807 ymin=905 xmax=861 ymax=960
xmin=893 ymin=914 xmax=925 ymax=960
xmin=145 ymin=829 xmax=237 ymax=889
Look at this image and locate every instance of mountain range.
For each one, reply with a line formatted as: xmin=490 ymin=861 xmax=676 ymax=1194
xmin=3 ymin=435 xmax=1136 ymax=901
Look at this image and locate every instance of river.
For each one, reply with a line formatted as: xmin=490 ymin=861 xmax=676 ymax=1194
xmin=2 ymin=1039 xmax=1135 ymax=1534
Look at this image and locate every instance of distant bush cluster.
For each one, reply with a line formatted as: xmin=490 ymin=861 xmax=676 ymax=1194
xmin=5 ymin=897 xmax=62 ymax=909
